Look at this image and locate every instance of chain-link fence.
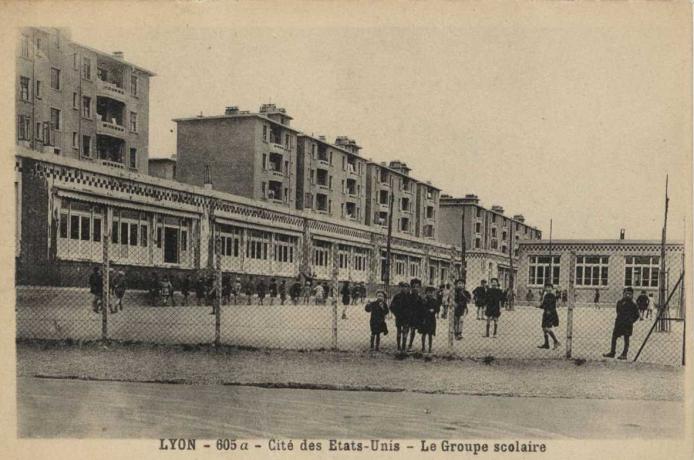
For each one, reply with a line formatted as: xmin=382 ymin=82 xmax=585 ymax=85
xmin=16 ymin=203 xmax=686 ymax=366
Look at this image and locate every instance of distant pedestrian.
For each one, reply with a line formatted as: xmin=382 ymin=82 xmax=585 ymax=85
xmin=537 ymin=283 xmax=560 ymax=350
xmin=603 ymin=287 xmax=640 ymax=360
xmin=289 ymin=279 xmax=302 ymax=305
xmin=646 ymin=293 xmax=654 ymax=319
xmin=473 ymin=280 xmax=488 ymax=320
xmin=417 ymin=286 xmax=440 ymax=353
xmin=561 ymin=289 xmax=568 ymax=305
xmin=222 ymin=275 xmax=232 ymax=306
xmin=268 ymin=278 xmax=278 ymax=305
xmin=149 ymin=271 xmax=160 ymax=306
xmin=313 ymin=283 xmax=324 ymax=305
xmin=636 ymin=290 xmax=649 ymax=321
xmin=112 ymin=269 xmax=126 ymax=312
xmin=195 ymin=274 xmax=207 ymax=306
xmin=485 ymin=278 xmax=504 ymax=338
xmin=181 ymin=274 xmax=191 ymax=306
xmin=526 ymin=290 xmax=534 ymax=302
xmin=351 ymin=282 xmax=361 ymax=305
xmin=279 ymin=280 xmax=287 ymax=305
xmin=160 ymin=275 xmax=174 ymax=307
xmin=440 ymin=283 xmax=453 ymax=320
xmin=257 ymin=278 xmax=267 ymax=305
xmin=341 ymin=281 xmax=351 ymax=306
xmin=302 ymin=281 xmax=312 ymax=304
xmin=244 ymin=276 xmax=254 ymax=305
xmin=594 ymin=288 xmax=600 ymax=308
xmin=365 ymin=290 xmax=389 ymax=351
xmin=232 ymin=277 xmax=242 ymax=305
xmin=389 ymin=282 xmax=410 ymax=351
xmin=89 ymin=267 xmax=103 ymax=313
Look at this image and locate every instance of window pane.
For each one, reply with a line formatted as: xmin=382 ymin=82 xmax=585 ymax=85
xmin=625 ymin=267 xmax=632 ymax=286
xmin=601 ymin=267 xmax=608 ymax=286
xmin=70 ymin=215 xmax=79 ymax=239
xmin=121 ymin=222 xmax=129 ymax=245
xmin=80 ymin=216 xmax=90 ymax=240
xmin=93 ymin=218 xmax=102 ymax=242
xmin=59 ymin=212 xmax=68 ymax=238
xmin=130 ymin=224 xmax=138 ymax=246
xmin=140 ymin=224 xmax=147 ymax=247
xmin=112 ymin=222 xmax=119 ymax=244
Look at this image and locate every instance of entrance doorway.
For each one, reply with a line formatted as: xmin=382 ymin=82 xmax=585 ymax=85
xmin=164 ymin=227 xmax=179 ymax=264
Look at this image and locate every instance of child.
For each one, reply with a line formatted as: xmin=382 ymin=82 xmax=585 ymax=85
xmin=195 ymin=274 xmax=207 ymax=306
xmin=113 ymin=270 xmax=126 ymax=312
xmin=453 ymin=279 xmax=471 ymax=340
xmin=181 ymin=274 xmax=191 ymax=306
xmin=279 ymin=280 xmax=287 ymax=305
xmin=256 ymin=278 xmax=267 ymax=306
xmin=302 ymin=281 xmax=312 ymax=305
xmin=603 ymin=287 xmax=640 ymax=360
xmin=314 ymin=283 xmax=324 ymax=305
xmin=268 ymin=278 xmax=278 ymax=305
xmin=636 ymin=290 xmax=649 ymax=320
xmin=485 ymin=278 xmax=504 ymax=338
xmin=646 ymin=293 xmax=654 ymax=319
xmin=365 ymin=290 xmax=389 ymax=351
xmin=232 ymin=277 xmax=242 ymax=305
xmin=418 ymin=286 xmax=440 ymax=353
xmin=473 ymin=280 xmax=488 ymax=320
xmin=537 ymin=283 xmax=560 ymax=349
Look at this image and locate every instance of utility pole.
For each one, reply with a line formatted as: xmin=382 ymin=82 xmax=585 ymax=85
xmin=657 ymin=176 xmax=669 ymax=332
xmin=460 ymin=210 xmax=467 ymax=283
xmin=548 ymin=219 xmax=553 ymax=285
xmin=385 ymin=178 xmax=394 ymax=299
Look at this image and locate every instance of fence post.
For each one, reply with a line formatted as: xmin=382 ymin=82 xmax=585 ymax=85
xmin=565 ymin=251 xmax=576 ymax=359
xmin=214 ymin=219 xmax=222 ymax=347
xmin=448 ymin=304 xmax=454 ymax=351
xmin=331 ymin=243 xmax=339 ymax=350
xmin=101 ymin=206 xmax=111 ymax=342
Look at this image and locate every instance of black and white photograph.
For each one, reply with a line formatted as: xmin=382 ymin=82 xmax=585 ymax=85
xmin=2 ymin=1 xmax=693 ymax=460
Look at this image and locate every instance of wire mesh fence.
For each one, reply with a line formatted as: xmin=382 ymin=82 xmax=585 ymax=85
xmin=15 ymin=205 xmax=686 ymax=367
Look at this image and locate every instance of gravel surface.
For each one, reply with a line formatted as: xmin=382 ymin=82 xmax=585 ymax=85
xmin=16 ymin=341 xmax=683 ymax=401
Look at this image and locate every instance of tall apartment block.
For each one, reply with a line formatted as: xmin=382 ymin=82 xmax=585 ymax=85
xmin=295 ymin=135 xmax=368 ymax=223
xmin=16 ymin=27 xmax=153 ymax=172
xmin=174 ymin=104 xmax=298 ymax=209
xmin=365 ymin=161 xmax=440 ymax=240
xmin=438 ymin=194 xmax=541 ymax=288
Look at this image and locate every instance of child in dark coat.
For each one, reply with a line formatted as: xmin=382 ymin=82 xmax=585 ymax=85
xmin=365 ymin=290 xmax=389 ymax=351
xmin=537 ymin=283 xmax=560 ymax=349
xmin=418 ymin=286 xmax=440 ymax=353
xmin=603 ymin=287 xmax=640 ymax=360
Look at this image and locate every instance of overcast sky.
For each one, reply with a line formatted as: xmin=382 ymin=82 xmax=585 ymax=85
xmin=59 ymin=2 xmax=691 ymax=241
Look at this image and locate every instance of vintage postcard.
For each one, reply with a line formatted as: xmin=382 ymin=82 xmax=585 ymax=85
xmin=0 ymin=1 xmax=692 ymax=460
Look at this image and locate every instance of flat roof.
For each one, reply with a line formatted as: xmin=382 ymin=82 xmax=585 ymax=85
xmin=366 ymin=162 xmax=441 ymax=191
xmin=72 ymin=42 xmax=156 ymax=76
xmin=173 ymin=113 xmax=302 ymax=133
xmin=519 ymin=239 xmax=684 ymax=246
xmin=440 ymin=197 xmax=538 ymax=229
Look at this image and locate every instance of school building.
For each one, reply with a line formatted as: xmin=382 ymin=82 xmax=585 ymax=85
xmin=516 ymin=239 xmax=685 ymax=308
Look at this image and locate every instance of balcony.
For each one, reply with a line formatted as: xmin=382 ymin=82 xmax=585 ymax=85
xmin=100 ymin=159 xmax=125 ymax=170
xmin=269 ymin=142 xmax=286 ymax=154
xmin=97 ymin=120 xmax=126 ymax=138
xmin=96 ymin=78 xmax=127 ymax=102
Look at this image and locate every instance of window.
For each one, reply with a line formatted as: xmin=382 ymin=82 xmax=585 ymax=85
xmin=72 ymin=92 xmax=78 ymax=109
xmin=316 ymin=169 xmax=329 ymax=186
xmin=314 ymin=194 xmax=328 ymax=211
xmin=379 ymin=190 xmax=389 ymax=205
xmin=395 ymin=257 xmax=406 ymax=276
xmin=130 ymin=112 xmax=137 ymax=132
xmin=475 ymin=237 xmax=481 ymax=249
xmin=73 ymin=53 xmax=79 ymax=70
xmin=50 ymin=68 xmax=60 ymax=90
xmin=576 ymin=256 xmax=609 ymax=287
xmin=426 ymin=206 xmax=434 ymax=219
xmin=409 ymin=260 xmax=420 ymax=278
xmin=82 ymin=96 xmax=91 ymax=118
xmin=21 ymin=35 xmax=30 ymax=58
xmin=338 ymin=245 xmax=350 ymax=269
xmin=377 ymin=211 xmax=388 ymax=226
xmin=476 ymin=207 xmax=481 ymax=218
xmin=131 ymin=74 xmax=138 ymax=96
xmin=20 ymin=77 xmax=30 ymax=101
xmin=17 ymin=115 xmax=31 ymax=140
xmin=625 ymin=256 xmax=660 ymax=288
xmin=274 ymin=234 xmax=296 ymax=263
xmin=401 ymin=197 xmax=410 ymax=211
xmin=82 ymin=135 xmax=91 ymax=156
xmin=491 ymin=239 xmax=498 ymax=250
xmin=313 ymin=240 xmax=330 ymax=267
xmin=502 ymin=231 xmax=507 ymax=240
xmin=475 ymin=222 xmax=481 ymax=234
xmin=423 ymin=224 xmax=434 ymax=238
xmin=82 ymin=57 xmax=91 ymax=80
xmin=129 ymin=148 xmax=137 ymax=169
xmin=400 ymin=217 xmax=410 ymax=232
xmin=72 ymin=132 xmax=77 ymax=149
xmin=528 ymin=256 xmax=561 ymax=286
xmin=246 ymin=230 xmax=270 ymax=260
xmin=58 ymin=204 xmax=103 ymax=244
xmin=491 ymin=227 xmax=497 ymax=238
xmin=353 ymin=248 xmax=368 ymax=271
xmin=492 ymin=214 xmax=497 ymax=223
xmin=219 ymin=225 xmax=241 ymax=257
xmin=35 ymin=80 xmax=41 ymax=99
xmin=50 ymin=108 xmax=60 ymax=130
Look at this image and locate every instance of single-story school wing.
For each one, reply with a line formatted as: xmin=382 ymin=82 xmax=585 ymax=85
xmin=15 ymin=147 xmax=462 ymax=291
xmin=516 ymin=239 xmax=685 ymax=309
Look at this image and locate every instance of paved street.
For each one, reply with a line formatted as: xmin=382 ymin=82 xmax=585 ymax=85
xmin=17 ymin=377 xmax=683 ymax=439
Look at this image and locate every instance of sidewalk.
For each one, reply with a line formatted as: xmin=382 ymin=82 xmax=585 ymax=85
xmin=16 ymin=341 xmax=683 ymax=401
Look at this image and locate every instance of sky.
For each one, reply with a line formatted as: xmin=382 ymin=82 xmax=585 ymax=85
xmin=57 ymin=2 xmax=691 ymax=241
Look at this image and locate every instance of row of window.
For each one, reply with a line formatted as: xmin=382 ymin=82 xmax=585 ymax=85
xmin=311 ymin=145 xmax=364 ymax=175
xmin=527 ymin=255 xmax=661 ymax=288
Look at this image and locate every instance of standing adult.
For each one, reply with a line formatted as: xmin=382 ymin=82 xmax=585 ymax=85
xmin=290 ymin=279 xmax=302 ymax=305
xmin=278 ymin=279 xmax=287 ymax=305
xmin=389 ymin=282 xmax=410 ymax=351
xmin=256 ymin=277 xmax=267 ymax=306
xmin=112 ymin=269 xmax=126 ymax=312
xmin=404 ymin=279 xmax=424 ymax=351
xmin=473 ymin=280 xmax=488 ymax=320
xmin=603 ymin=287 xmax=640 ymax=360
xmin=537 ymin=283 xmax=560 ymax=349
xmin=594 ymin=288 xmax=601 ymax=308
xmin=485 ymin=278 xmax=504 ymax=338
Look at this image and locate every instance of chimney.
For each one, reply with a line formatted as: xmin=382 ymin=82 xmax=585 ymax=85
xmin=388 ymin=160 xmax=411 ymax=176
xmin=513 ymin=214 xmax=525 ymax=223
xmin=491 ymin=205 xmax=504 ymax=214
xmin=620 ymin=228 xmax=625 ymax=240
xmin=318 ymin=135 xmax=326 ymax=141
xmin=259 ymin=103 xmax=292 ymax=126
xmin=112 ymin=51 xmax=124 ymax=59
xmin=335 ymin=136 xmax=361 ymax=155
xmin=203 ymin=164 xmax=212 ymax=190
xmin=225 ymin=106 xmax=239 ymax=115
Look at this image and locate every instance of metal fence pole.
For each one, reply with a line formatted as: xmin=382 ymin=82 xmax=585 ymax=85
xmin=214 ymin=222 xmax=222 ymax=347
xmin=565 ymin=252 xmax=576 ymax=359
xmin=448 ymin=303 xmax=454 ymax=351
xmin=101 ymin=206 xmax=111 ymax=342
xmin=331 ymin=244 xmax=339 ymax=350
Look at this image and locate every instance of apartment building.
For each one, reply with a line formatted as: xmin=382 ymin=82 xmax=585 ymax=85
xmin=295 ymin=135 xmax=368 ymax=224
xmin=438 ymin=194 xmax=541 ymax=288
xmin=364 ymin=161 xmax=440 ymax=240
xmin=174 ymin=104 xmax=298 ymax=208
xmin=16 ymin=27 xmax=153 ymax=173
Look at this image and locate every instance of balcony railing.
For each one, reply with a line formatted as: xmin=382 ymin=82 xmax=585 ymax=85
xmin=96 ymin=78 xmax=127 ymax=101
xmin=100 ymin=159 xmax=125 ymax=169
xmin=98 ymin=120 xmax=126 ymax=137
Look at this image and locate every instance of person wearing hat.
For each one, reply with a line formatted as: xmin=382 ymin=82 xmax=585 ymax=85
xmin=389 ymin=282 xmax=411 ymax=351
xmin=417 ymin=286 xmax=440 ymax=353
xmin=603 ymin=287 xmax=640 ymax=360
xmin=537 ymin=283 xmax=560 ymax=349
xmin=485 ymin=278 xmax=505 ymax=338
xmin=473 ymin=280 xmax=488 ymax=320
xmin=365 ymin=290 xmax=389 ymax=351
xmin=403 ymin=278 xmax=424 ymax=351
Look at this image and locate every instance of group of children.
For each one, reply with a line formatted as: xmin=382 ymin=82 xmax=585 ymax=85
xmin=364 ymin=277 xmax=508 ymax=352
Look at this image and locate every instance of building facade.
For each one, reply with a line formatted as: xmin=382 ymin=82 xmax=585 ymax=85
xmin=16 ymin=27 xmax=153 ymax=173
xmin=148 ymin=156 xmax=177 ymax=181
xmin=295 ymin=135 xmax=368 ymax=225
xmin=438 ymin=194 xmax=541 ymax=289
xmin=516 ymin=239 xmax=685 ymax=308
xmin=174 ymin=105 xmax=298 ymax=209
